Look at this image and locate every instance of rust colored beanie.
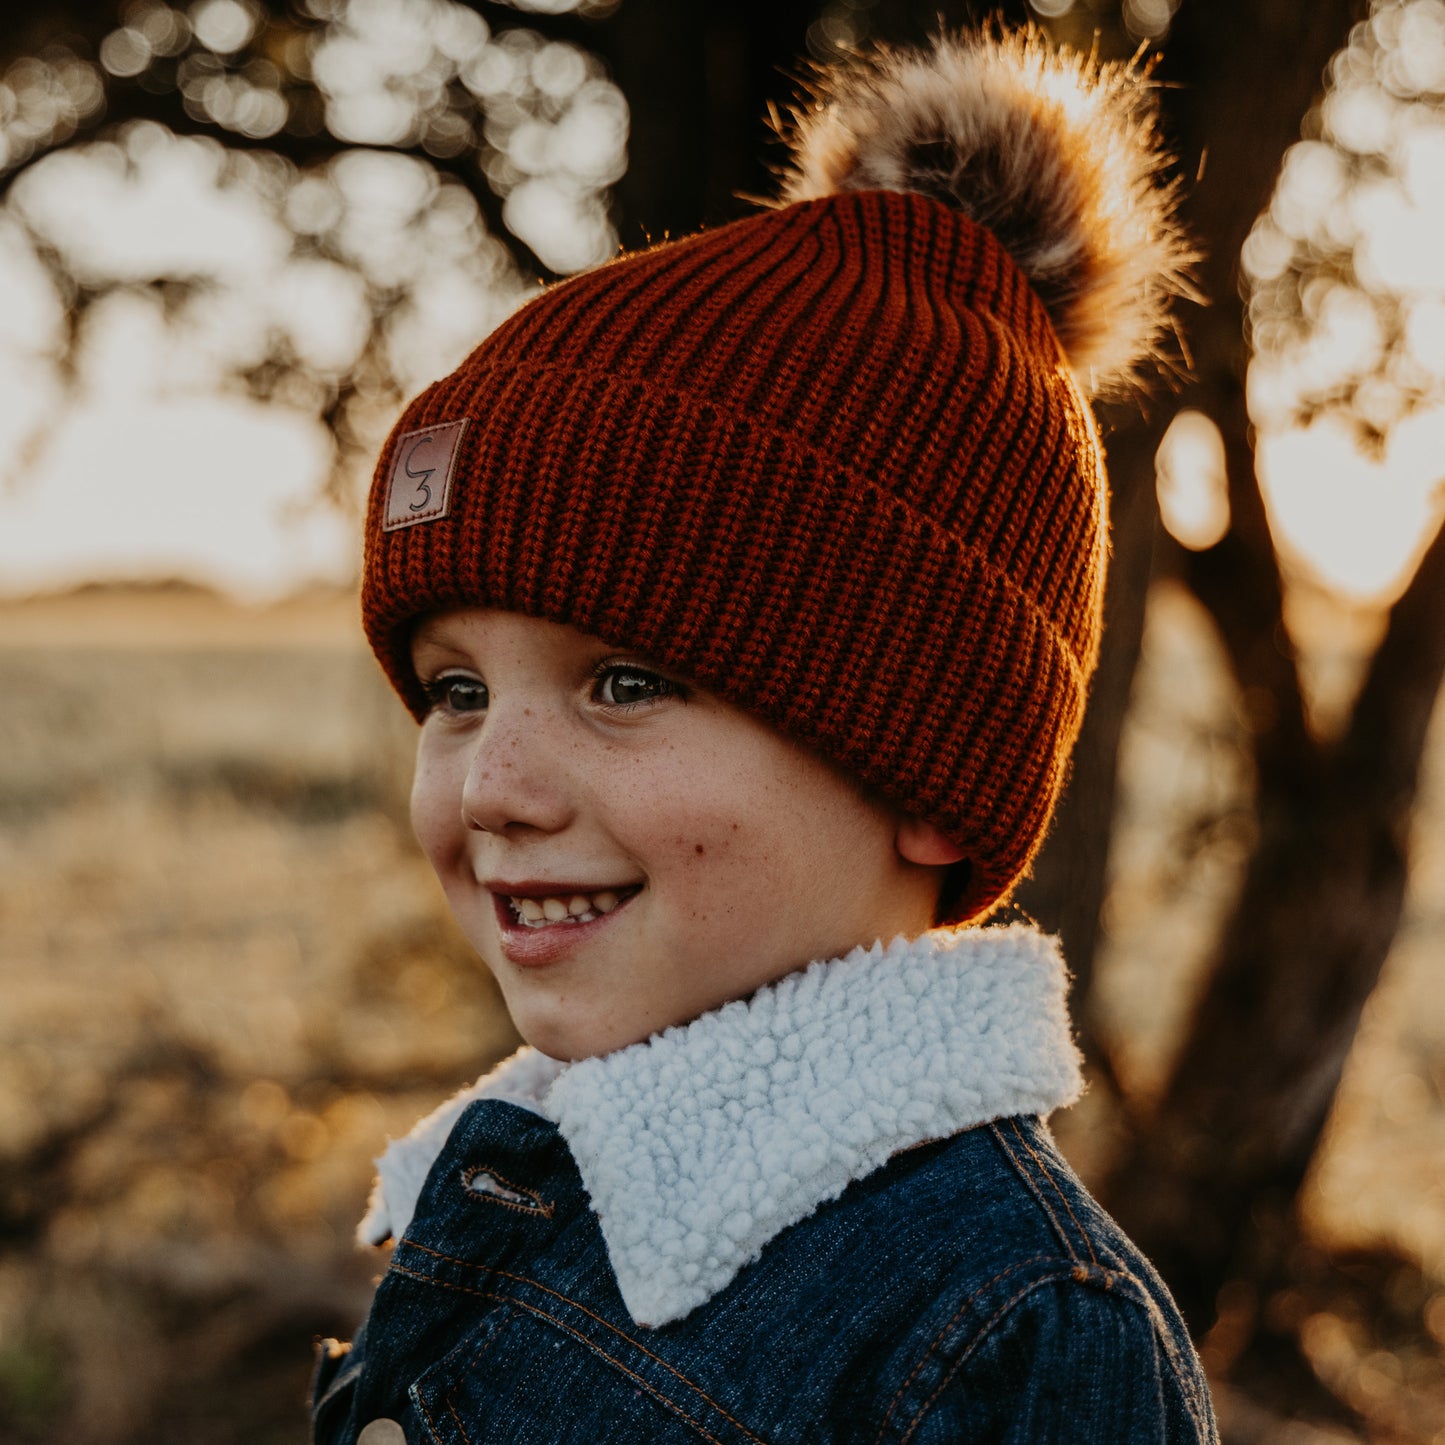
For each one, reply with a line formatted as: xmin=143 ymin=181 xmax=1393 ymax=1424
xmin=362 ymin=30 xmax=1192 ymax=924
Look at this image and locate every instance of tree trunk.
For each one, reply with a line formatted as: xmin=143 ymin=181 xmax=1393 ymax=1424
xmin=1092 ymin=0 xmax=1445 ymax=1354
xmin=1017 ymin=0 xmax=1367 ymax=1079
xmin=1015 ymin=412 xmax=1166 ymax=1072
xmin=1109 ymin=508 xmax=1445 ymax=1336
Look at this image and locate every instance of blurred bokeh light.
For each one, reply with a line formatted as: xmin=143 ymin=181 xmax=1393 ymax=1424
xmin=1150 ymin=0 xmax=1445 ymax=604
xmin=0 ymin=0 xmax=626 ymax=597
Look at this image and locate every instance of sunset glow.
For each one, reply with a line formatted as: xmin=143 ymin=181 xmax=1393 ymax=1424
xmin=1 ymin=0 xmax=1443 ymax=613
xmin=1153 ymin=0 xmax=1445 ymax=604
xmin=1258 ymin=412 xmax=1445 ymax=601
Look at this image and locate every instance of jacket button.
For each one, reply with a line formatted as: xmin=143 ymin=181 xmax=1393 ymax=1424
xmin=358 ymin=1421 xmax=408 ymax=1445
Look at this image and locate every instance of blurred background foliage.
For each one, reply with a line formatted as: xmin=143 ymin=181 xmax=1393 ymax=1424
xmin=2 ymin=0 xmax=1445 ymax=1440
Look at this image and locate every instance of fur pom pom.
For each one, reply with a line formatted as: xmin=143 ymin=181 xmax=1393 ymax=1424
xmin=776 ymin=29 xmax=1195 ymax=398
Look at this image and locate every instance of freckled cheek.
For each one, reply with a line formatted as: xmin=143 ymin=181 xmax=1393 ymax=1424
xmin=671 ymin=788 xmax=783 ymax=865
xmin=671 ymin=811 xmax=740 ymax=864
xmin=658 ymin=821 xmax=753 ymax=927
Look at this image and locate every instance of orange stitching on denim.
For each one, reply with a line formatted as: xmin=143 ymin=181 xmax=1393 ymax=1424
xmin=897 ymin=1273 xmax=1082 ymax=1445
xmin=1121 ymin=1275 xmax=1205 ymax=1415
xmin=415 ymin=1388 xmax=449 ymax=1445
xmin=396 ymin=1239 xmax=769 ymax=1444
xmin=387 ymin=1263 xmax=729 ymax=1444
xmin=437 ymin=1312 xmax=511 ymax=1445
xmin=986 ymin=1122 xmax=1073 ymax=1263
xmin=1006 ymin=1119 xmax=1098 ymax=1267
xmin=873 ymin=1254 xmax=1061 ymax=1443
xmin=896 ymin=1267 xmax=1169 ymax=1444
xmin=459 ymin=1165 xmax=555 ymax=1219
xmin=445 ymin=1393 xmax=474 ymax=1445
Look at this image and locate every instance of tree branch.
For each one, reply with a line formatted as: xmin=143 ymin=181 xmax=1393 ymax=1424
xmin=1173 ymin=379 xmax=1316 ymax=778
xmin=0 ymin=69 xmax=558 ymax=280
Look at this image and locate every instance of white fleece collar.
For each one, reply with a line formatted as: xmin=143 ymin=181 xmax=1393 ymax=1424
xmin=360 ymin=924 xmax=1081 ymax=1328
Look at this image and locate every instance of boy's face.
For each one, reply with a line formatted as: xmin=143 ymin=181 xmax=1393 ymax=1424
xmin=409 ymin=608 xmax=944 ymax=1061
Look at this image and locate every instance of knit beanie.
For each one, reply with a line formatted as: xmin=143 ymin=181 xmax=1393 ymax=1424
xmin=362 ymin=28 xmax=1192 ymax=924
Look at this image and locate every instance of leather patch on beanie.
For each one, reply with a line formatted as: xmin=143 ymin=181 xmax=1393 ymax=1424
xmin=382 ymin=420 xmax=467 ymax=531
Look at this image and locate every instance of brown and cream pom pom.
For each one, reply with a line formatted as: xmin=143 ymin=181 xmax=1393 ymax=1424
xmin=776 ymin=28 xmax=1196 ymax=398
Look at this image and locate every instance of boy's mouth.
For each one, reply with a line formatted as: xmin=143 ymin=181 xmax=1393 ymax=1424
xmin=497 ymin=885 xmax=642 ymax=929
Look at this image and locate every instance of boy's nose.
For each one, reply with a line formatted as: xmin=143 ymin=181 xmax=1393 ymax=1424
xmin=459 ymin=717 xmax=574 ymax=837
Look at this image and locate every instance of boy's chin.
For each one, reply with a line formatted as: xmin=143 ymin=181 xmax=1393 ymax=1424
xmin=510 ymin=1006 xmax=658 ymax=1064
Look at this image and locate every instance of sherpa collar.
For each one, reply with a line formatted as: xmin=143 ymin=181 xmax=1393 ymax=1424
xmin=360 ymin=924 xmax=1082 ymax=1328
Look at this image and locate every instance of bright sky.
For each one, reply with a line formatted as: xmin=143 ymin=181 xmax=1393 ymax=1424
xmin=1157 ymin=403 xmax=1445 ymax=602
xmin=2 ymin=302 xmax=1439 ymax=613
xmin=0 ymin=0 xmax=1442 ymax=608
xmin=1154 ymin=0 xmax=1445 ymax=604
xmin=2 ymin=269 xmax=1440 ymax=607
xmin=0 ymin=0 xmax=625 ymax=603
xmin=0 ymin=162 xmax=355 ymax=600
xmin=0 ymin=393 xmax=349 ymax=600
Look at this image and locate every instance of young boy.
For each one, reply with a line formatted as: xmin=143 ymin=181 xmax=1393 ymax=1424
xmin=314 ymin=26 xmax=1216 ymax=1444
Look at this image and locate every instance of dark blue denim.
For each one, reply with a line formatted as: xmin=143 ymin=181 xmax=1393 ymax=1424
xmin=313 ymin=1101 xmax=1217 ymax=1443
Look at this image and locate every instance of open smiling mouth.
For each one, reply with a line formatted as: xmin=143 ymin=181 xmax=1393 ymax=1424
xmin=501 ymin=885 xmax=642 ymax=929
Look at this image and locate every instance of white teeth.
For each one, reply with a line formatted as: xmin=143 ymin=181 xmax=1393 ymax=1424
xmin=507 ymin=888 xmax=632 ymax=929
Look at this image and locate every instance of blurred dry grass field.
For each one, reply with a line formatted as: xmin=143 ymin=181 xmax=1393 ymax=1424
xmin=0 ymin=583 xmax=521 ymax=1443
xmin=0 ymin=580 xmax=1441 ymax=1442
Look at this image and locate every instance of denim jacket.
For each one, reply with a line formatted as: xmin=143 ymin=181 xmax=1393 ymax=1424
xmin=313 ymin=926 xmax=1218 ymax=1443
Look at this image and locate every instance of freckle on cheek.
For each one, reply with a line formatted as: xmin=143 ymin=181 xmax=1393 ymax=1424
xmin=694 ymin=843 xmax=705 ymax=856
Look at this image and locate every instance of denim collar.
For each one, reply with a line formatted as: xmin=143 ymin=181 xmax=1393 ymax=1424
xmin=361 ymin=924 xmax=1081 ymax=1327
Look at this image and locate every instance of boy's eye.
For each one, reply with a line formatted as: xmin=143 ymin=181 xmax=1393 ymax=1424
xmin=422 ymin=674 xmax=488 ymax=713
xmin=594 ymin=665 xmax=677 ymax=708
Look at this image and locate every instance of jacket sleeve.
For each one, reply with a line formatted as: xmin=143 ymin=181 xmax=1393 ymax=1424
xmin=311 ymin=1323 xmax=367 ymax=1445
xmin=891 ymin=1274 xmax=1216 ymax=1445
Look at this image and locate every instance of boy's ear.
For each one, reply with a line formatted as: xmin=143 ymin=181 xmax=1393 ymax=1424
xmin=895 ymin=817 xmax=969 ymax=867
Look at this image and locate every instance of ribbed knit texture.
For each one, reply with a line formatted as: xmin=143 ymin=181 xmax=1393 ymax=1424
xmin=363 ymin=190 xmax=1106 ymax=923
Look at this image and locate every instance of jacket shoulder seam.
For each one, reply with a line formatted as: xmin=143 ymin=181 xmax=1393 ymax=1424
xmin=988 ymin=1117 xmax=1099 ymax=1264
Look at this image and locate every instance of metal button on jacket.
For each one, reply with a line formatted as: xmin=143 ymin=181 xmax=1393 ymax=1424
xmin=357 ymin=1420 xmax=407 ymax=1445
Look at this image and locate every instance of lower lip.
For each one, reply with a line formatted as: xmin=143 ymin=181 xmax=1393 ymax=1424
xmin=491 ymin=893 xmax=635 ymax=968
